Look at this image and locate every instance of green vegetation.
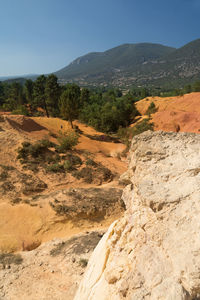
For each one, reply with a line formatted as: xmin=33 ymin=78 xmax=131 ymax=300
xmin=16 ymin=136 xmax=113 ymax=185
xmin=1 ymin=71 xmax=200 ymax=135
xmin=53 ymin=39 xmax=200 ymax=89
xmin=54 ymin=43 xmax=175 ymax=86
xmin=56 ymin=131 xmax=79 ymax=152
xmin=131 ymin=118 xmax=154 ymax=136
xmin=0 ymin=253 xmax=23 ymax=265
xmin=17 ymin=137 xmax=79 ymax=174
xmin=73 ymin=164 xmax=113 ymax=184
xmin=45 ymin=163 xmax=64 ymax=173
xmin=59 ymin=83 xmax=81 ymax=128
xmin=145 ymin=102 xmax=157 ymax=116
xmin=79 ymin=91 xmax=139 ymax=133
xmin=79 ymin=258 xmax=88 ymax=268
xmin=0 ymin=170 xmax=8 ymax=181
xmin=117 ymin=118 xmax=154 ymax=150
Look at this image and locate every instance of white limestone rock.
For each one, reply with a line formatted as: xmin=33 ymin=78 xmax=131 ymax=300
xmin=74 ymin=131 xmax=200 ymax=300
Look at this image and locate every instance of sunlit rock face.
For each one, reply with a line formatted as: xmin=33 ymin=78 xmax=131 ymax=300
xmin=75 ymin=131 xmax=200 ymax=300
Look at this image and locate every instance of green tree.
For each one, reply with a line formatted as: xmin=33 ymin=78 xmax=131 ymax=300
xmin=3 ymin=82 xmax=24 ymax=111
xmin=193 ymin=81 xmax=200 ymax=92
xmin=80 ymin=88 xmax=90 ymax=105
xmin=33 ymin=75 xmax=49 ymax=117
xmin=145 ymin=101 xmax=157 ymax=116
xmin=24 ymin=79 xmax=34 ymax=104
xmin=59 ymin=84 xmax=81 ymax=128
xmin=45 ymin=74 xmax=60 ymax=116
xmin=184 ymin=84 xmax=192 ymax=94
xmin=0 ymin=82 xmax=5 ymax=106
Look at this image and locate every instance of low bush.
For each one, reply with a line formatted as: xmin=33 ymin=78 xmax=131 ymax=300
xmin=1 ymin=181 xmax=14 ymax=192
xmin=96 ymin=166 xmax=113 ymax=182
xmin=79 ymin=258 xmax=88 ymax=268
xmin=65 ymin=153 xmax=82 ymax=166
xmin=0 ymin=253 xmax=23 ymax=266
xmin=17 ymin=139 xmax=54 ymax=161
xmin=56 ymin=131 xmax=79 ymax=152
xmin=73 ymin=167 xmax=93 ymax=183
xmin=46 ymin=163 xmax=64 ymax=173
xmin=11 ymin=197 xmax=22 ymax=205
xmin=145 ymin=102 xmax=157 ymax=116
xmin=11 ymin=105 xmax=30 ymax=116
xmin=63 ymin=160 xmax=73 ymax=172
xmin=131 ymin=118 xmax=154 ymax=136
xmin=0 ymin=164 xmax=15 ymax=171
xmin=117 ymin=118 xmax=154 ymax=144
xmin=0 ymin=171 xmax=8 ymax=181
xmin=85 ymin=158 xmax=98 ymax=167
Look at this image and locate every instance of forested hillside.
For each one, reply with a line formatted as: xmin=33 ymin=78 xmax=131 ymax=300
xmin=54 ymin=39 xmax=200 ymax=88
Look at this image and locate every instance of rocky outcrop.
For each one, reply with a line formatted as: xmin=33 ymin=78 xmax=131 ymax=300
xmin=75 ymin=131 xmax=200 ymax=299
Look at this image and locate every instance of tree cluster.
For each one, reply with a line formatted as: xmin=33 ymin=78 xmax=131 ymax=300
xmin=1 ymin=75 xmax=200 ymax=133
xmin=0 ymin=77 xmax=139 ymax=133
xmin=0 ymin=74 xmax=61 ymax=117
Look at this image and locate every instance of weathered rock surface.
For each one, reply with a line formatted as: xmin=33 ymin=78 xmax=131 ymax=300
xmin=75 ymin=131 xmax=200 ymax=299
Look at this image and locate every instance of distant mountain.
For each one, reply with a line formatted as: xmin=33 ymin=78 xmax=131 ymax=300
xmin=0 ymin=74 xmax=38 ymax=83
xmin=55 ymin=39 xmax=200 ymax=88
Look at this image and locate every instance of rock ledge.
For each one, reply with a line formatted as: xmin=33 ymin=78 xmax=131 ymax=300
xmin=75 ymin=131 xmax=200 ymax=300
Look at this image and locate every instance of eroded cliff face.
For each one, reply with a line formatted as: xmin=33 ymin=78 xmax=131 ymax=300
xmin=75 ymin=131 xmax=200 ymax=300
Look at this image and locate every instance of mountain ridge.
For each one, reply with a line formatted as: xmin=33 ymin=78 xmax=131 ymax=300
xmin=55 ymin=39 xmax=200 ymax=88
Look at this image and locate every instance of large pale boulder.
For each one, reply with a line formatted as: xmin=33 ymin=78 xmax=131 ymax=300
xmin=74 ymin=131 xmax=200 ymax=299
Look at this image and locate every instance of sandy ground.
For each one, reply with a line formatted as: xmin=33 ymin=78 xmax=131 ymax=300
xmin=0 ymin=115 xmax=127 ymax=253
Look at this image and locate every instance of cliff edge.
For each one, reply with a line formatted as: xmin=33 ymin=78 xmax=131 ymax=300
xmin=75 ymin=131 xmax=200 ymax=299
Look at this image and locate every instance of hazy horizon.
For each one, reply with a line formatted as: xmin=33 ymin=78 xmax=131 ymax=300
xmin=0 ymin=0 xmax=200 ymax=77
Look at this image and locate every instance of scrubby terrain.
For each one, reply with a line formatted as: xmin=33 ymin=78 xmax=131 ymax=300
xmin=2 ymin=91 xmax=200 ymax=299
xmin=0 ymin=114 xmax=127 ymax=253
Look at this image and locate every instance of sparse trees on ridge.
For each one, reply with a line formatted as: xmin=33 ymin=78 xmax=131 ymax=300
xmin=59 ymin=83 xmax=81 ymax=128
xmin=33 ymin=75 xmax=49 ymax=117
xmin=45 ymin=74 xmax=60 ymax=117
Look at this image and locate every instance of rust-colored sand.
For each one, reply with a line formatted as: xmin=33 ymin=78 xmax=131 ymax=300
xmin=0 ymin=115 xmax=127 ymax=252
xmin=136 ymin=92 xmax=200 ymax=133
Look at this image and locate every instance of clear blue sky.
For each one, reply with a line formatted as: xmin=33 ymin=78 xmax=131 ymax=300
xmin=0 ymin=0 xmax=199 ymax=76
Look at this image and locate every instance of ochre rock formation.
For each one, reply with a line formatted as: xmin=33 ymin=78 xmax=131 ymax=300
xmin=135 ymin=92 xmax=200 ymax=134
xmin=75 ymin=131 xmax=200 ymax=299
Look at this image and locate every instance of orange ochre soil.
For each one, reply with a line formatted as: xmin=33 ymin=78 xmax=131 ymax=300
xmin=135 ymin=92 xmax=200 ymax=133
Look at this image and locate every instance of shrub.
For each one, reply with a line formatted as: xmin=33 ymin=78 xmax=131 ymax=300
xmin=56 ymin=131 xmax=79 ymax=152
xmin=73 ymin=167 xmax=93 ymax=183
xmin=65 ymin=153 xmax=82 ymax=166
xmin=0 ymin=253 xmax=23 ymax=265
xmin=145 ymin=102 xmax=157 ymax=116
xmin=85 ymin=158 xmax=98 ymax=167
xmin=117 ymin=119 xmax=154 ymax=151
xmin=11 ymin=197 xmax=22 ymax=205
xmin=131 ymin=118 xmax=154 ymax=137
xmin=63 ymin=154 xmax=82 ymax=172
xmin=79 ymin=258 xmax=88 ymax=268
xmin=11 ymin=105 xmax=30 ymax=116
xmin=0 ymin=171 xmax=8 ymax=181
xmin=46 ymin=163 xmax=64 ymax=173
xmin=96 ymin=166 xmax=113 ymax=181
xmin=63 ymin=160 xmax=73 ymax=172
xmin=1 ymin=181 xmax=14 ymax=191
xmin=0 ymin=164 xmax=15 ymax=171
xmin=17 ymin=139 xmax=53 ymax=160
